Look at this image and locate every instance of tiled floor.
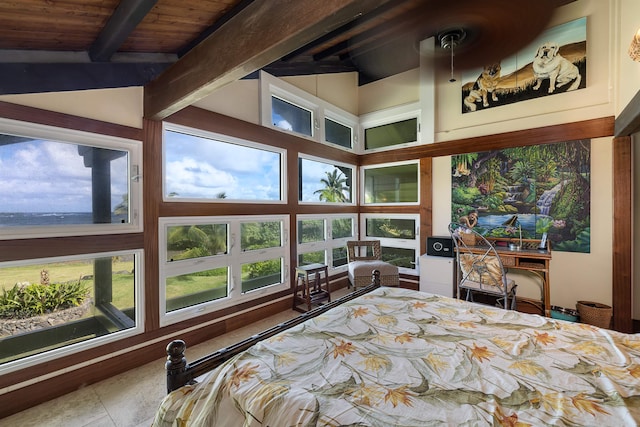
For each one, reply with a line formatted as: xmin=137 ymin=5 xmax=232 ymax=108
xmin=2 ymin=304 xmax=313 ymax=426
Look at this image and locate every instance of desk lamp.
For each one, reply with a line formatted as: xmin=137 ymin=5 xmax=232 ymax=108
xmin=502 ymin=215 xmax=522 ymax=250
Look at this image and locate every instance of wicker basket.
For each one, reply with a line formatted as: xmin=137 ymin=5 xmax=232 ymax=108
xmin=459 ymin=232 xmax=476 ymax=246
xmin=576 ymin=301 xmax=612 ymax=329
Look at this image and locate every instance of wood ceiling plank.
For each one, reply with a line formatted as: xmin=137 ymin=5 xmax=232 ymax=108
xmin=0 ymin=1 xmax=117 ymax=16
xmin=144 ymin=0 xmax=395 ymax=120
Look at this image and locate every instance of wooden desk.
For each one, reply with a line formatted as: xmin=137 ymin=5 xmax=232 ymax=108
xmin=466 ymin=238 xmax=552 ymax=316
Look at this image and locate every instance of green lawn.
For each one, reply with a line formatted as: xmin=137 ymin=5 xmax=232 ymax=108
xmin=0 ymin=260 xmax=136 ymax=309
xmin=166 ymin=273 xmax=227 ymax=300
xmin=1 ymin=261 xmax=253 ymax=311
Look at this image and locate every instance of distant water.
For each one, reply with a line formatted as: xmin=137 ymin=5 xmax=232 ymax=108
xmin=0 ymin=212 xmax=128 ymax=227
xmin=477 ymin=213 xmax=547 ymax=232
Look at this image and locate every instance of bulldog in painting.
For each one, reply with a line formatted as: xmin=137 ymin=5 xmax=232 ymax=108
xmin=532 ymin=41 xmax=581 ymax=93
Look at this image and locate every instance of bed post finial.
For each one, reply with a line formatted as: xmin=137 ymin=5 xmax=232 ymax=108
xmin=166 ymin=339 xmax=187 ymax=393
xmin=372 ymin=269 xmax=381 ymax=287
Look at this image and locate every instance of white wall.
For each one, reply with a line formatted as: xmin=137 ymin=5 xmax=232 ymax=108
xmin=0 ymin=87 xmax=143 ymax=129
xmin=358 ymin=69 xmax=420 ymax=115
xmin=282 ymin=73 xmax=359 ymax=115
xmin=193 ymin=72 xmax=361 ymax=123
xmin=617 ymin=0 xmax=640 ymax=115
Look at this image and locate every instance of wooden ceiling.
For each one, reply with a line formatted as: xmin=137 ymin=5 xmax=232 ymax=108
xmin=0 ymin=0 xmax=575 ymax=120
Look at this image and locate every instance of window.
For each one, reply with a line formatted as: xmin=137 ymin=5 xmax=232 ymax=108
xmin=364 ymin=118 xmax=417 ymax=150
xmin=297 ymin=215 xmax=356 ymax=270
xmin=0 ymin=251 xmax=143 ymax=373
xmin=260 ymin=71 xmax=358 ymax=150
xmin=324 ymin=116 xmax=353 ymax=149
xmin=0 ymin=118 xmax=141 ymax=239
xmin=0 ymin=118 xmax=144 ymax=374
xmin=159 ymin=216 xmax=289 ymax=326
xmin=163 ymin=123 xmax=285 ymax=203
xmin=360 ymin=102 xmax=420 ymax=153
xmin=361 ymin=214 xmax=419 ymax=274
xmin=299 ymin=156 xmax=354 ymax=204
xmin=362 ymin=161 xmax=419 ymax=204
xmin=271 ymin=96 xmax=313 ymax=137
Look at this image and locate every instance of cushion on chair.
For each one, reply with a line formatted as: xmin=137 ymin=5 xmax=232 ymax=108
xmin=348 ymin=260 xmax=399 ymax=288
xmin=458 ymin=253 xmax=515 ymax=294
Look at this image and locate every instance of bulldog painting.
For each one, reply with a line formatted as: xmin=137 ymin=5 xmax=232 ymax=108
xmin=532 ymin=41 xmax=582 ymax=93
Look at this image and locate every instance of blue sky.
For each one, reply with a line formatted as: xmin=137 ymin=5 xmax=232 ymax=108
xmin=165 ymin=130 xmax=348 ymax=202
xmin=164 ymin=131 xmax=282 ymax=201
xmin=0 ymin=129 xmax=346 ymax=213
xmin=0 ymin=139 xmax=128 ymax=213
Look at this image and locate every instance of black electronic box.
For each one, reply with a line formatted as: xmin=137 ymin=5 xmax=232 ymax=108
xmin=426 ymin=236 xmax=454 ymax=257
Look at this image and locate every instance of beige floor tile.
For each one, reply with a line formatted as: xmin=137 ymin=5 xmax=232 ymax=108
xmin=3 ymin=386 xmax=108 ymax=427
xmin=92 ymin=360 xmax=166 ymax=427
xmin=81 ymin=414 xmax=116 ymax=427
xmin=134 ymin=417 xmax=156 ymax=427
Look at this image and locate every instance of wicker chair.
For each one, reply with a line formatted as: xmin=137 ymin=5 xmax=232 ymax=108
xmin=448 ymin=223 xmax=517 ymax=310
xmin=347 ymin=240 xmax=399 ymax=289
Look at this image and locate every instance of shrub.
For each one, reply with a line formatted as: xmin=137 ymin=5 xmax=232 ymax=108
xmin=0 ymin=280 xmax=89 ymax=319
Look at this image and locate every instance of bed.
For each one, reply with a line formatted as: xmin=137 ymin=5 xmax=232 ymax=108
xmin=153 ymin=277 xmax=640 ymax=426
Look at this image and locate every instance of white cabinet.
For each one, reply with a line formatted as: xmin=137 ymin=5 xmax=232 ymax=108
xmin=419 ymin=254 xmax=455 ymax=297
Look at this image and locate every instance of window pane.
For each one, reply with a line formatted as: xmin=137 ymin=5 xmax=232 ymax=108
xmin=325 ymin=118 xmax=352 ymax=149
xmin=298 ymin=219 xmax=325 ymax=244
xmin=242 ymin=259 xmax=282 ymax=293
xmin=0 ymin=137 xmax=130 ymax=227
xmin=300 ymin=158 xmax=352 ymax=203
xmin=364 ymin=163 xmax=418 ymax=203
xmin=331 ymin=218 xmax=353 ymax=239
xmin=0 ymin=254 xmax=138 ymax=365
xmin=364 ymin=117 xmax=417 ymax=150
xmin=166 ymin=224 xmax=228 ymax=262
xmin=166 ymin=267 xmax=228 ymax=312
xmin=164 ymin=129 xmax=282 ymax=201
xmin=366 ymin=218 xmax=416 ymax=239
xmin=298 ymin=251 xmax=325 ymax=266
xmin=382 ymin=246 xmax=415 ymax=268
xmin=272 ymin=97 xmax=312 ymax=136
xmin=241 ymin=221 xmax=282 ymax=251
xmin=332 ymin=247 xmax=348 ymax=267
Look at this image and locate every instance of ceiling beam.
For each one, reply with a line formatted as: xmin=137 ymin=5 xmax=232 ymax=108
xmin=89 ymin=0 xmax=159 ymax=62
xmin=280 ymin=0 xmax=402 ymax=62
xmin=0 ymin=62 xmax=172 ymax=95
xmin=144 ymin=0 xmax=395 ymax=121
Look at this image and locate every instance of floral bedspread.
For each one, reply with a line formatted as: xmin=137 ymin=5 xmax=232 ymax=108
xmin=152 ymin=287 xmax=640 ymax=426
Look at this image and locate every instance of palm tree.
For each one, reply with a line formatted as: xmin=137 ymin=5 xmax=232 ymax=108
xmin=314 ymin=169 xmax=349 ymax=202
xmin=167 ymin=224 xmax=227 ymax=259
